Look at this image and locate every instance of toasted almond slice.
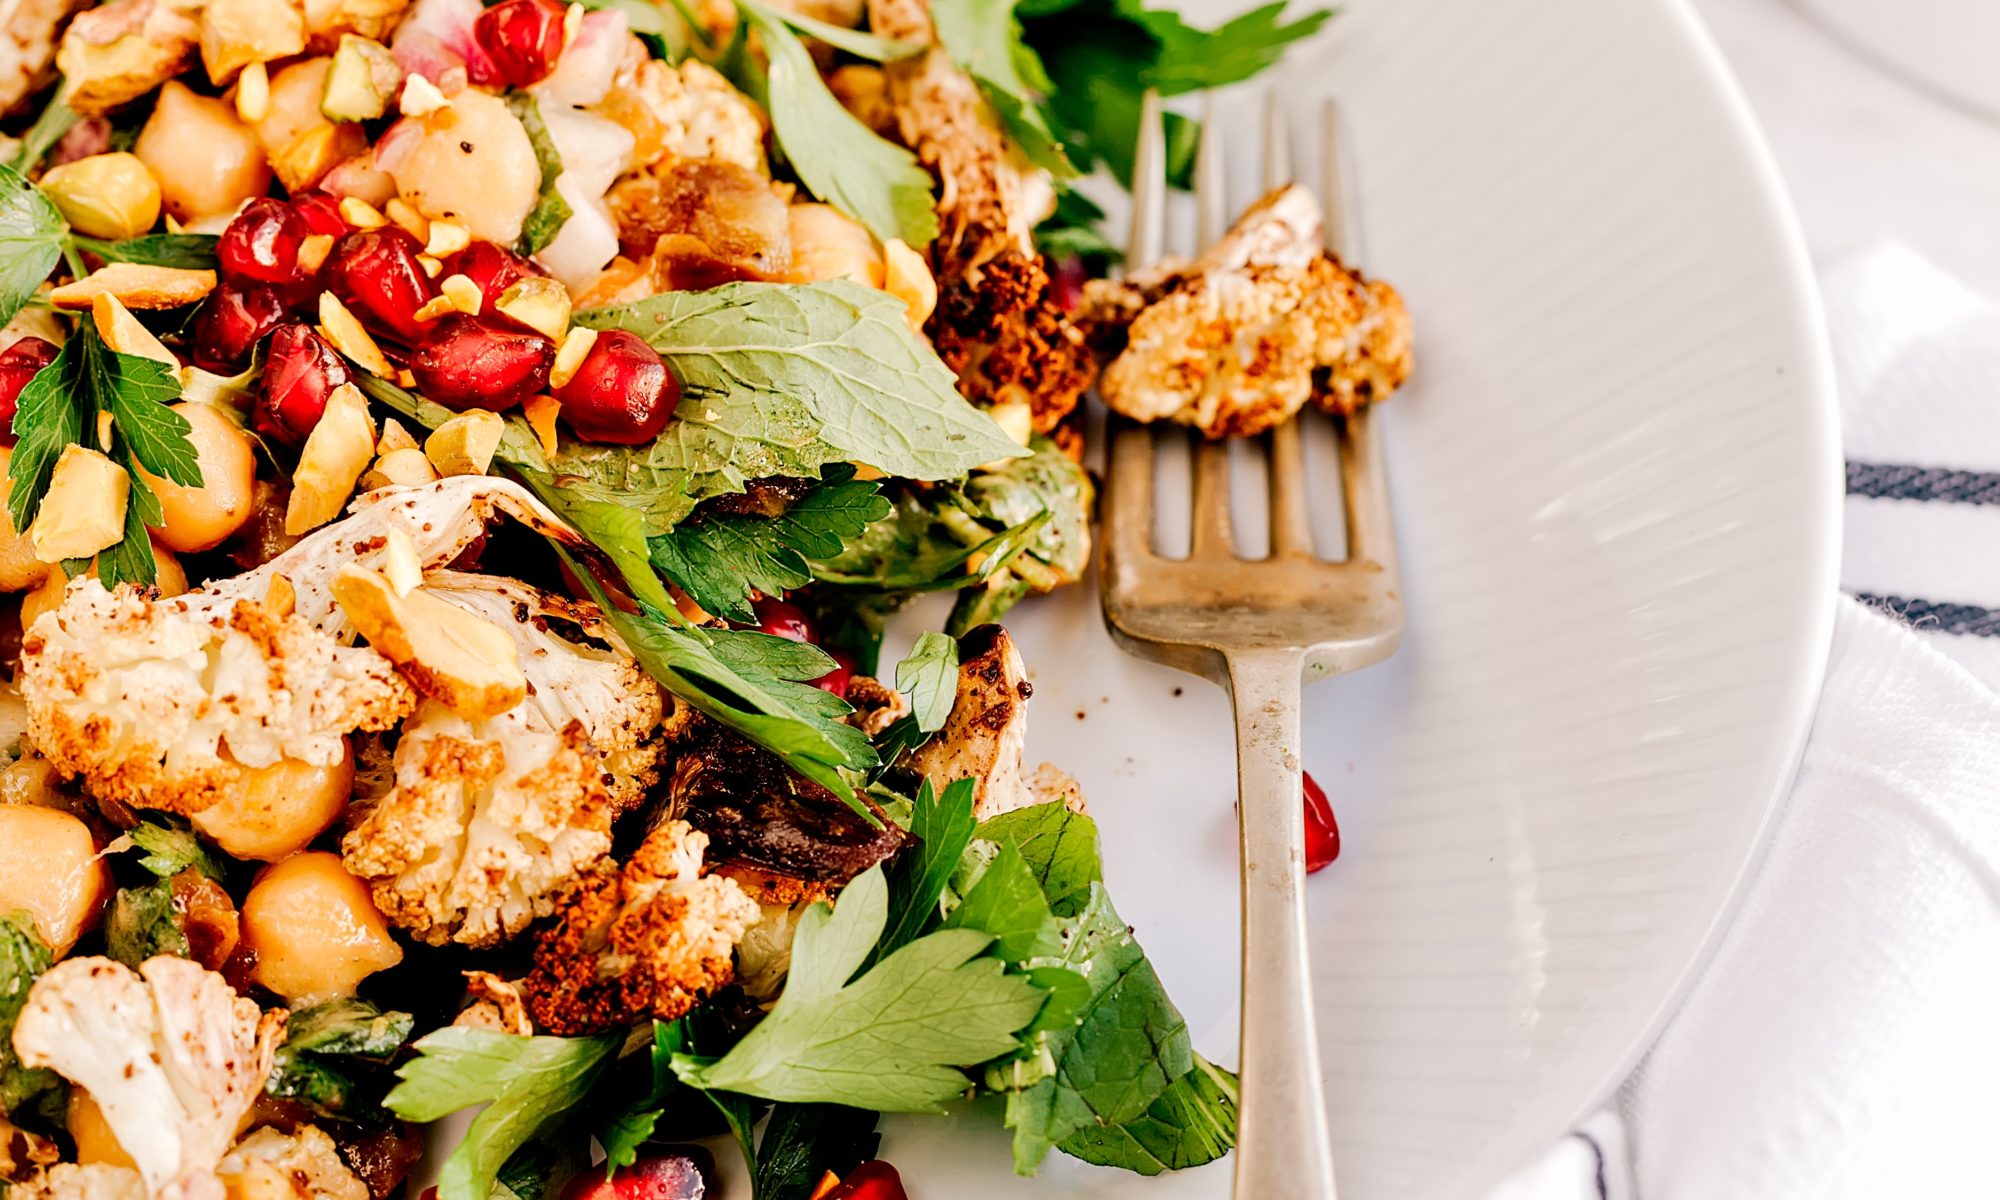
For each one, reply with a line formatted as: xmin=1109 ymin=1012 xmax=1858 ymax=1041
xmin=398 ymin=73 xmax=448 ymax=118
xmin=94 ymin=411 xmax=114 ymax=452
xmin=415 ymin=253 xmax=443 ymax=279
xmin=439 ymin=273 xmax=482 ymax=316
xmin=424 ymin=220 xmax=471 ymax=259
xmin=317 ymin=292 xmax=393 ymax=377
xmin=338 ymin=197 xmax=387 ymax=229
xmin=235 ymin=61 xmax=271 ymax=123
xmin=548 ymin=326 xmax=596 ymax=390
xmin=493 ymin=277 xmax=568 ymax=340
xmin=51 ymin=264 xmax=216 ymax=310
xmin=521 ymin=393 xmax=561 ymax=457
xmin=411 ymin=294 xmax=456 ymax=323
xmin=376 ymin=418 xmax=419 ymax=455
xmin=264 ymin=572 xmax=296 ymax=617
xmin=285 ymin=383 xmax=376 ymax=535
xmin=29 ymin=446 xmax=129 ymax=563
xmin=296 ymin=233 xmax=335 ymax=275
xmin=359 ymin=446 xmax=439 ymax=491
xmin=385 ymin=198 xmax=428 ymax=243
xmin=381 ymin=527 xmax=422 ymax=596
xmin=424 ymin=410 xmax=504 ymax=477
xmin=564 ymin=2 xmax=584 ymax=45
xmin=91 ymin=294 xmax=176 ymax=368
xmin=333 ymin=564 xmax=526 ymax=719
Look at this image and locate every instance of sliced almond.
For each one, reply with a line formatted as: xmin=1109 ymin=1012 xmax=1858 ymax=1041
xmin=376 ymin=418 xmax=419 ymax=455
xmin=332 ymin=564 xmax=526 ymax=719
xmin=415 ymin=254 xmax=444 ymax=279
xmin=439 ymin=273 xmax=482 ymax=316
xmin=521 ymin=393 xmax=561 ymax=457
xmin=317 ymin=292 xmax=393 ymax=377
xmin=493 ymin=277 xmax=568 ymax=340
xmin=548 ymin=326 xmax=596 ymax=390
xmin=385 ymin=197 xmax=428 ymax=243
xmin=50 ymin=264 xmax=216 ymax=310
xmin=29 ymin=446 xmax=129 ymax=564
xmin=264 ymin=572 xmax=296 ymax=618
xmin=284 ymin=383 xmax=376 ymax=535
xmin=91 ymin=294 xmax=175 ymax=368
xmin=424 ymin=411 xmax=504 ymax=478
xmin=381 ymin=527 xmax=422 ymax=596
xmin=296 ymin=233 xmax=335 ymax=275
xmin=234 ymin=61 xmax=271 ymax=123
xmin=411 ymin=294 xmax=457 ymax=324
xmin=563 ymin=1 xmax=584 ymax=45
xmin=424 ymin=220 xmax=471 ymax=259
xmin=338 ymin=197 xmax=387 ymax=229
xmin=94 ymin=411 xmax=114 ymax=452
xmin=398 ymin=73 xmax=448 ymax=118
xmin=359 ymin=446 xmax=439 ymax=491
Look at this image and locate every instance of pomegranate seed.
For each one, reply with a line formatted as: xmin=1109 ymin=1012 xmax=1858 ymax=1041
xmin=0 ymin=338 xmax=60 ymax=448
xmin=1302 ymin=770 xmax=1339 ymax=873
xmin=823 ymin=1162 xmax=908 ymax=1200
xmin=752 ymin=597 xmax=814 ymax=644
xmin=812 ymin=646 xmax=856 ymax=698
xmin=552 ymin=329 xmax=678 ymax=445
xmin=557 ymin=1152 xmax=710 ymax=1200
xmin=324 ymin=228 xmax=439 ymax=345
xmin=259 ymin=323 xmax=351 ymax=445
xmin=410 ymin=314 xmax=553 ymax=412
xmin=188 ymin=282 xmax=287 ymax=374
xmin=290 ymin=191 xmax=351 ymax=239
xmin=441 ymin=239 xmax=542 ymax=310
xmin=471 ymin=0 xmax=569 ymax=88
xmin=218 ymin=198 xmax=311 ymax=287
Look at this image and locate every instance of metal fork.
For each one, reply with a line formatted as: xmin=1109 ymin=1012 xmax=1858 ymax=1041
xmin=1098 ymin=91 xmax=1403 ymax=1200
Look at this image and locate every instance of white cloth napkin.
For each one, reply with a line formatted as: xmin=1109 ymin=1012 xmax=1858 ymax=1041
xmin=1490 ymin=243 xmax=2000 ymax=1200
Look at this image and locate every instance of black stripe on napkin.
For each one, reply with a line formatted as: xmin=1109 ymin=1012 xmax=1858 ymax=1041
xmin=1857 ymin=593 xmax=2000 ymax=637
xmin=1847 ymin=462 xmax=2000 ymax=505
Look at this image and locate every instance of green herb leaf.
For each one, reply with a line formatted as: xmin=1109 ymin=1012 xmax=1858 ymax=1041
xmin=753 ymin=1104 xmax=881 ymax=1200
xmin=975 ymin=801 xmax=1103 ymax=917
xmin=0 ymin=166 xmax=65 ymax=328
xmin=944 ymin=841 xmax=1062 ymax=961
xmin=128 ymin=819 xmax=223 ymax=880
xmin=105 ymin=878 xmax=190 ymax=967
xmin=267 ymin=999 xmax=416 ymax=1123
xmin=1056 ymin=1055 xmax=1239 ymax=1174
xmin=577 ymin=279 xmax=1021 ymax=483
xmin=384 ymin=1028 xmax=619 ymax=1200
xmin=894 ymin=632 xmax=959 ymax=733
xmin=648 ymin=475 xmax=891 ymax=622
xmin=871 ymin=777 xmax=977 ymax=966
xmin=0 ymin=911 xmax=60 ymax=1116
xmin=8 ymin=92 xmax=80 ymax=175
xmin=71 ymin=233 xmax=220 ymax=269
xmin=507 ymin=94 xmax=573 ymax=255
xmin=283 ymin=998 xmax=415 ymax=1058
xmin=764 ymin=6 xmax=922 ymax=60
xmin=809 ymin=489 xmax=1048 ymax=592
xmin=734 ymin=0 xmax=937 ymax=246
xmin=597 ymin=1021 xmax=689 ymax=1173
xmin=1128 ymin=0 xmax=1333 ymax=94
xmin=673 ymin=865 xmax=1045 ymax=1111
xmin=932 ymin=0 xmax=1075 ymax=175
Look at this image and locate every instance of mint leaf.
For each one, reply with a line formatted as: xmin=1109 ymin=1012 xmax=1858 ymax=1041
xmin=648 ymin=475 xmax=890 ymax=622
xmin=673 ymin=865 xmax=1045 ymax=1111
xmin=576 ymin=279 xmax=1021 ymax=482
xmin=809 ymin=489 xmax=1049 ymax=592
xmin=735 ymin=0 xmax=938 ymax=246
xmin=944 ymin=841 xmax=1061 ymax=961
xmin=0 ymin=165 xmax=64 ymax=329
xmin=0 ymin=911 xmax=60 ymax=1116
xmin=1127 ymin=0 xmax=1333 ymax=94
xmin=507 ymin=94 xmax=572 ymax=255
xmin=1058 ymin=1055 xmax=1239 ymax=1174
xmin=71 ymin=233 xmax=219 ymax=269
xmin=872 ymin=777 xmax=977 ymax=965
xmin=932 ymin=0 xmax=1076 ymax=175
xmin=975 ymin=802 xmax=1102 ymax=917
xmin=895 ymin=633 xmax=958 ymax=733
xmin=385 ymin=1028 xmax=619 ymax=1200
xmin=752 ymin=1104 xmax=880 ymax=1200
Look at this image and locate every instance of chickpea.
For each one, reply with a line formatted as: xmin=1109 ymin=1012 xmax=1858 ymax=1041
xmin=784 ymin=204 xmax=884 ymax=289
xmin=241 ymin=851 xmax=402 ymax=1002
xmin=40 ymin=153 xmax=163 ymax=242
xmin=134 ymin=81 xmax=272 ymax=222
xmin=191 ymin=745 xmax=354 ymax=862
xmin=141 ymin=402 xmax=257 ymax=553
xmin=0 ymin=805 xmax=109 ymax=954
xmin=0 ymin=448 xmax=48 ymax=593
xmin=68 ymin=1089 xmax=135 ymax=1170
xmin=19 ymin=540 xmax=187 ymax=632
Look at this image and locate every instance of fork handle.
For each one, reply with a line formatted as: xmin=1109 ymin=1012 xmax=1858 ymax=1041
xmin=1227 ymin=648 xmax=1338 ymax=1200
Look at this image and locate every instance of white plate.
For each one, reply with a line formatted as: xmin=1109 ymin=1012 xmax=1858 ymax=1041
xmin=875 ymin=0 xmax=1842 ymax=1196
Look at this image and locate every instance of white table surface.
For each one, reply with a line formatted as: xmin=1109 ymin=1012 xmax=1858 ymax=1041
xmin=1696 ymin=0 xmax=2000 ymax=294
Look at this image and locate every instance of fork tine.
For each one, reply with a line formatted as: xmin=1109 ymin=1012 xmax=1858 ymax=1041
xmin=1321 ymin=98 xmax=1396 ymax=569
xmin=1262 ymin=90 xmax=1292 ymax=189
xmin=1127 ymin=90 xmax=1166 ymax=268
xmin=1103 ymin=417 xmax=1159 ymax=567
xmin=1262 ymin=95 xmax=1315 ymax=558
xmin=1194 ymin=94 xmax=1226 ymax=247
xmin=1321 ymin=98 xmax=1358 ymax=261
xmin=1187 ymin=97 xmax=1235 ymax=559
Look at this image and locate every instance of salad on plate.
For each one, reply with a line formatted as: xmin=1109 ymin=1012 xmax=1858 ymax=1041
xmin=0 ymin=0 xmax=1411 ymax=1196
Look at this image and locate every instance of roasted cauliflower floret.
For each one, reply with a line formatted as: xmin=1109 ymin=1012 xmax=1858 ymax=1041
xmin=18 ymin=584 xmax=414 ymax=814
xmin=521 ymin=819 xmax=759 ymax=1036
xmin=904 ymin=624 xmax=1085 ymax=819
xmin=11 ymin=957 xmax=285 ymax=1200
xmin=1083 ymin=183 xmax=1413 ymax=438
xmin=215 ymin=1126 xmax=369 ymax=1200
xmin=603 ymin=58 xmax=766 ymax=175
xmin=11 ymin=1164 xmax=148 ymax=1200
xmin=340 ymin=701 xmax=617 ymax=949
xmin=56 ymin=0 xmax=202 ymax=116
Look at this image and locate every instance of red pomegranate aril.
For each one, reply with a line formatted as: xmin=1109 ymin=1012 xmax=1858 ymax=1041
xmin=752 ymin=597 xmax=814 ymax=645
xmin=258 ymin=323 xmax=351 ymax=445
xmin=812 ymin=647 xmax=856 ymax=698
xmin=1302 ymin=770 xmax=1339 ymax=873
xmin=410 ymin=314 xmax=553 ymax=412
xmin=324 ymin=227 xmax=439 ymax=345
xmin=557 ymin=1152 xmax=710 ymax=1200
xmin=0 ymin=338 xmax=60 ymax=447
xmin=290 ymin=191 xmax=350 ymax=239
xmin=189 ymin=282 xmax=287 ymax=374
xmin=823 ymin=1161 xmax=908 ymax=1200
xmin=471 ymin=0 xmax=569 ymax=88
xmin=218 ymin=198 xmax=312 ymax=287
xmin=553 ymin=329 xmax=678 ymax=445
xmin=442 ymin=239 xmax=541 ymax=310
